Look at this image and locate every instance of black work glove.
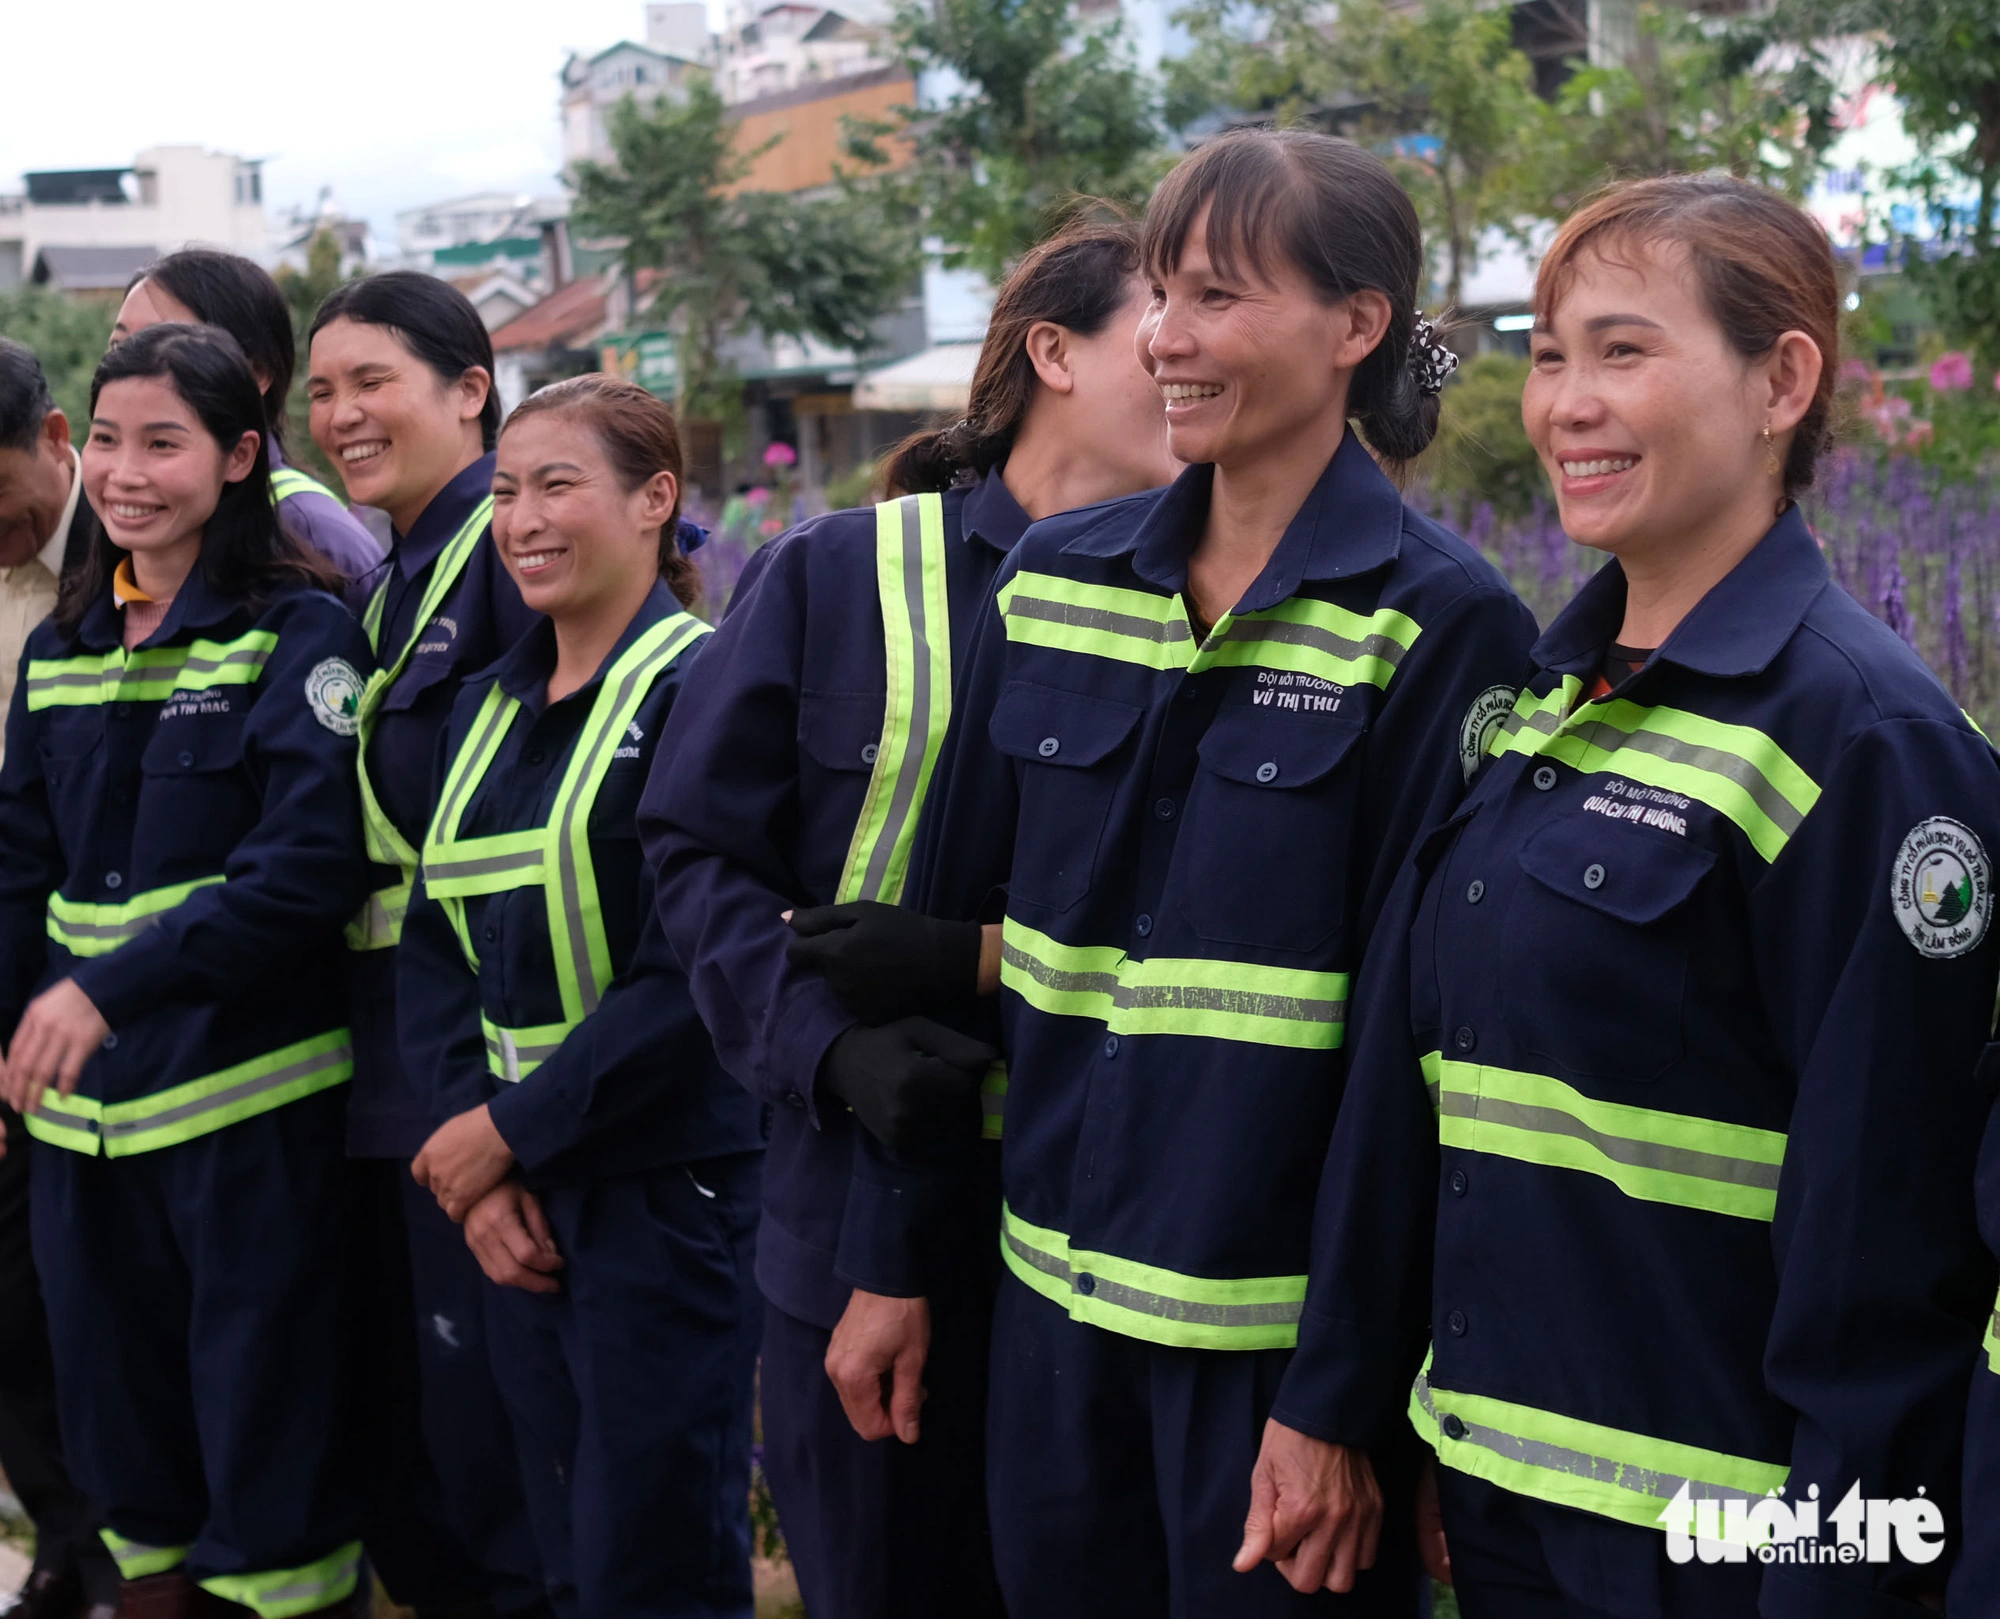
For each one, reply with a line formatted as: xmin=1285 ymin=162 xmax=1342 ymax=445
xmin=787 ymin=901 xmax=984 ymax=1025
xmin=818 ymin=1017 xmax=995 ymax=1160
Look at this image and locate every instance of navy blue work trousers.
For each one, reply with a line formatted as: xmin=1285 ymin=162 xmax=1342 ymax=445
xmin=482 ymin=1153 xmax=764 ymax=1619
xmin=985 ymin=1272 xmax=1424 ymax=1619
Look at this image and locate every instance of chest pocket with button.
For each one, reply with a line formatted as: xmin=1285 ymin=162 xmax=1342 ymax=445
xmin=138 ymin=717 xmax=256 ymax=870
xmin=1504 ymin=812 xmax=1715 ymax=1082
xmin=798 ymin=691 xmax=883 ymax=776
xmin=1175 ymin=710 xmax=1367 ymax=954
xmin=989 ymin=681 xmax=1142 ymax=914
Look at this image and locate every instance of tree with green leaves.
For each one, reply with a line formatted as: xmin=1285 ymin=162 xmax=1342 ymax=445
xmin=846 ymin=0 xmax=1166 ymax=281
xmin=1168 ymin=0 xmax=1544 ymax=308
xmin=1524 ymin=2 xmax=1839 ymax=215
xmin=572 ymin=74 xmax=920 ymax=428
xmin=0 ymin=286 xmax=112 ymax=444
xmin=273 ymin=228 xmax=351 ymax=487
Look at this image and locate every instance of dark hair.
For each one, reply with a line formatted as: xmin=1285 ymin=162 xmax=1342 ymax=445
xmin=309 ymin=270 xmax=500 ymax=450
xmin=883 ymin=217 xmax=1145 ymax=496
xmin=1143 ymin=129 xmax=1439 ymax=468
xmin=0 ymin=338 xmax=55 ymax=453
xmin=501 ymin=374 xmax=702 ymax=611
xmin=56 ymin=324 xmax=341 ymax=636
xmin=1536 ymin=174 xmax=1840 ymax=498
xmin=133 ymin=250 xmax=297 ymax=455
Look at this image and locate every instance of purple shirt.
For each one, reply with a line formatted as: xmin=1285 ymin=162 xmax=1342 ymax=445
xmin=270 ymin=442 xmax=386 ymax=613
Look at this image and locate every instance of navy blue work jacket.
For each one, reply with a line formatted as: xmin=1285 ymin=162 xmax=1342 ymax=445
xmin=0 ymin=571 xmax=373 ymax=1132
xmin=902 ymin=433 xmax=1537 ymax=1350
xmin=398 ymin=584 xmax=765 ymax=1185
xmin=1305 ymin=508 xmax=2000 ymax=1616
xmin=641 ymin=471 xmax=1030 ymax=1328
xmin=347 ymin=453 xmax=543 ymax=1157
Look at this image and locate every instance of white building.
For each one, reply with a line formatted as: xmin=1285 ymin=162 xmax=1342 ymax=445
xmin=560 ymin=39 xmax=706 ymax=170
xmin=715 ymin=0 xmax=896 ymax=105
xmin=0 ymin=145 xmax=269 ymax=289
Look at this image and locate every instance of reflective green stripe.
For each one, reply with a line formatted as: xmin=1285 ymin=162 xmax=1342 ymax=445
xmin=836 ymin=494 xmax=951 ymax=907
xmin=1001 ymin=1202 xmax=1305 ymax=1350
xmin=1489 ymin=678 xmax=1580 ymax=756
xmin=268 ymin=468 xmax=340 ymax=504
xmin=423 ymin=613 xmax=708 ymax=1051
xmin=1410 ymin=1358 xmax=1788 ymax=1530
xmin=349 ymin=496 xmax=495 ymax=950
xmin=1985 ymin=1294 xmax=2000 ymax=1375
xmin=999 ymin=570 xmax=1194 ymax=670
xmin=481 ymin=1012 xmax=570 ymax=1084
xmin=980 ymin=1061 xmax=1007 ymax=1141
xmin=1196 ymin=596 xmax=1420 ymax=690
xmin=1428 ymin=1053 xmax=1786 ymax=1222
xmin=22 ymin=1031 xmax=352 ymax=1157
xmin=47 ymin=876 xmax=224 ymax=956
xmin=102 ymin=1529 xmax=190 ymax=1579
xmin=26 ymin=631 xmax=278 ymax=709
xmin=199 ymin=1539 xmax=363 ymax=1619
xmin=1493 ymin=690 xmax=1819 ymax=863
xmin=999 ymin=917 xmax=1346 ymax=1049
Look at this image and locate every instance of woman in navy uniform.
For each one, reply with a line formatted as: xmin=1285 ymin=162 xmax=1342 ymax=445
xmin=838 ymin=129 xmax=1539 ymax=1616
xmin=111 ymin=249 xmax=383 ymax=607
xmin=304 ymin=273 xmax=546 ymax=1617
xmin=1307 ymin=175 xmax=2000 ymax=1616
xmin=639 ymin=217 xmax=1180 ymax=1619
xmin=398 ymin=376 xmax=767 ymax=1618
xmin=0 ymin=324 xmax=372 ymax=1618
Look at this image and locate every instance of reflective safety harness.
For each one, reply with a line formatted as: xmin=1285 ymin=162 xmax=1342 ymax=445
xmin=268 ymin=466 xmax=341 ymax=505
xmin=832 ymin=493 xmax=1007 ymax=1137
xmin=1986 ymin=1291 xmax=2000 ymax=1375
xmin=346 ymin=496 xmax=495 ymax=952
xmin=1410 ymin=1351 xmax=1789 ymax=1530
xmin=420 ymin=611 xmax=709 ymax=1083
xmin=25 ymin=1030 xmax=353 ymax=1158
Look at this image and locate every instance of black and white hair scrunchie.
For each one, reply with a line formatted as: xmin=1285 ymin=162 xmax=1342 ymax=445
xmin=1410 ymin=316 xmax=1459 ymax=396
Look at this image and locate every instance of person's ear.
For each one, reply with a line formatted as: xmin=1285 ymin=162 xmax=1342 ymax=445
xmin=638 ymin=469 xmax=680 ymax=529
xmin=40 ymin=409 xmax=70 ymax=461
xmin=1334 ymin=290 xmax=1395 ymax=371
xmin=221 ymin=430 xmax=263 ymax=485
xmin=1764 ymin=330 xmax=1822 ymax=438
xmin=1024 ymin=321 xmax=1077 ymax=396
xmin=457 ymin=366 xmax=494 ymax=427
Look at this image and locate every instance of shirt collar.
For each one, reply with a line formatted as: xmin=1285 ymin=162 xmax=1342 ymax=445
xmin=495 ymin=578 xmax=683 ymax=711
xmin=960 ymin=468 xmax=1033 ymax=556
xmin=1062 ymin=430 xmax=1404 ymax=608
xmin=36 ymin=447 xmax=82 ymax=578
xmin=394 ymin=453 xmax=497 ymax=578
xmin=1531 ymin=504 xmax=1828 ymax=681
xmin=75 ymin=553 xmax=243 ymax=649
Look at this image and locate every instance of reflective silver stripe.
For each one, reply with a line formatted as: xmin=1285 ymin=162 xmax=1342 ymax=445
xmin=1564 ymin=718 xmax=1809 ymax=841
xmin=1004 ymin=592 xmax=1194 ymax=650
xmin=174 ymin=644 xmax=271 ymax=682
xmin=1214 ymin=613 xmax=1410 ymax=673
xmin=1002 ymin=1224 xmax=1304 ymax=1332
xmin=424 ymin=848 xmax=545 ymax=884
xmin=1499 ymin=704 xmax=1563 ymax=745
xmin=98 ymin=1041 xmax=351 ymax=1144
xmin=1437 ymin=1090 xmax=1785 ymax=1195
xmin=857 ymin=496 xmax=939 ymax=901
xmin=433 ymin=687 xmax=517 ymax=840
xmin=997 ymin=938 xmax=1347 ymax=1029
xmin=483 ymin=1025 xmax=562 ymax=1083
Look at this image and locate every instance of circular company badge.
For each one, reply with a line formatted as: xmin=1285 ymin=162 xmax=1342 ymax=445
xmin=306 ymin=657 xmax=364 ymax=737
xmin=1890 ymin=816 xmax=1992 ymax=958
xmin=1459 ymin=685 xmax=1520 ymax=783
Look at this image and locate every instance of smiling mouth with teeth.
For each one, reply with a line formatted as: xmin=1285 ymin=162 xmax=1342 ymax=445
xmin=109 ymin=502 xmax=163 ymax=521
xmin=1561 ymin=457 xmax=1638 ymax=477
xmin=341 ymin=442 xmax=388 ymax=464
xmin=1160 ymin=383 xmax=1224 ymax=402
xmin=515 ymin=550 xmax=565 ymax=573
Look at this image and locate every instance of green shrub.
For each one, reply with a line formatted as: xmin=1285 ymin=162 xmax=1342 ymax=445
xmin=1420 ymin=352 xmax=1546 ymax=524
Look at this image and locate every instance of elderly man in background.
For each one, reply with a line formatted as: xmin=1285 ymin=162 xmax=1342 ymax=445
xmin=0 ymin=337 xmax=118 ymax=1619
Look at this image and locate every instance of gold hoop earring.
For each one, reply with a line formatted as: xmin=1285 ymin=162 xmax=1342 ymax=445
xmin=1762 ymin=422 xmax=1782 ymax=478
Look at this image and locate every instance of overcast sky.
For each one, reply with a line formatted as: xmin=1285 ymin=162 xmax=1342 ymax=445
xmin=1 ymin=0 xmax=728 ymax=237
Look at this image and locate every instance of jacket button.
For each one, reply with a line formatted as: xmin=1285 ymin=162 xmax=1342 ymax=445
xmin=788 ymin=1092 xmax=806 ymax=1110
xmin=1255 ymin=760 xmax=1278 ymax=784
xmin=1037 ymin=736 xmax=1060 ymax=758
xmin=527 ymin=749 xmax=545 ymax=766
xmin=178 ymin=750 xmax=195 ymax=768
xmin=1447 ymin=1309 xmax=1468 ymax=1337
xmin=1135 ymin=913 xmax=1152 ymax=937
xmin=1449 ymin=1169 xmax=1468 ymax=1196
xmin=1441 ymin=1414 xmax=1467 ymax=1441
xmin=104 ymin=871 xmax=123 ymax=890
xmin=861 ymin=743 xmax=879 ymax=765
xmin=1154 ymin=798 xmax=1176 ymax=821
xmin=1466 ymin=880 xmax=1484 ymax=904
xmin=483 ymin=925 xmax=498 ymax=943
xmin=102 ymin=1033 xmax=119 ymax=1051
xmin=1103 ymin=1035 xmax=1120 ymax=1058
xmin=1533 ymin=766 xmax=1558 ymax=791
xmin=1453 ymin=1025 xmax=1476 ymax=1054
xmin=1583 ymin=863 xmax=1606 ymax=890
xmin=1077 ymin=1273 xmax=1096 ymax=1296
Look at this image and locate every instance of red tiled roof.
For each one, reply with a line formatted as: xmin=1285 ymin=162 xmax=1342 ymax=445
xmin=490 ymin=273 xmax=611 ymax=353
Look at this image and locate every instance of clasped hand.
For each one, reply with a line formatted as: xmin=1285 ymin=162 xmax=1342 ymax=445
xmin=0 ymin=979 xmax=111 ymax=1117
